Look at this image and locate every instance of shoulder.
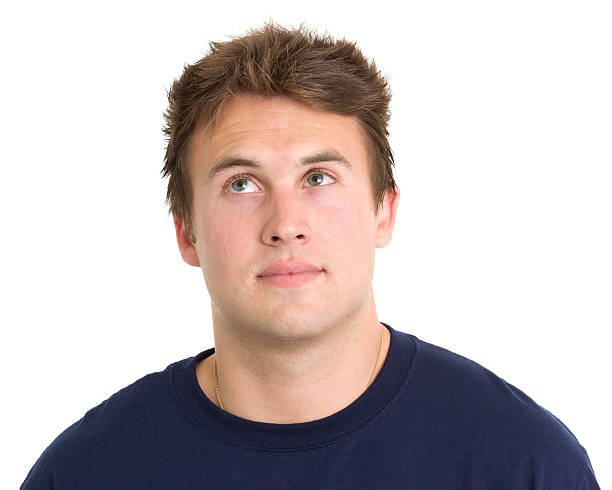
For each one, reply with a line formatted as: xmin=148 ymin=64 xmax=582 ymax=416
xmin=410 ymin=336 xmax=583 ymax=449
xmin=404 ymin=334 xmax=598 ymax=487
xmin=21 ymin=358 xmax=187 ymax=489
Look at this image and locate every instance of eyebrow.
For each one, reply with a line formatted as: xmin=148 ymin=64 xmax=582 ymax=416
xmin=207 ymin=150 xmax=353 ymax=182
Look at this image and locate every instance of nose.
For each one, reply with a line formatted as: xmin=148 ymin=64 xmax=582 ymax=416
xmin=261 ymin=190 xmax=311 ymax=246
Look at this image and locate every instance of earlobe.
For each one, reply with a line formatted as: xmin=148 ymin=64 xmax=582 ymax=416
xmin=375 ymin=186 xmax=400 ymax=248
xmin=173 ymin=214 xmax=201 ymax=267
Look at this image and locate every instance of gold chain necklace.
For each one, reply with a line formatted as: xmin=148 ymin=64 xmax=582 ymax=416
xmin=214 ymin=323 xmax=385 ymax=411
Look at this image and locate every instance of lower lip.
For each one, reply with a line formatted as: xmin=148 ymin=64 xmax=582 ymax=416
xmin=257 ymin=271 xmax=322 ymax=288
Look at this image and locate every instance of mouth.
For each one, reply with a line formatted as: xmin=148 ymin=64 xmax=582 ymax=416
xmin=258 ymin=260 xmax=322 ymax=277
xmin=256 ymin=270 xmax=323 ymax=288
xmin=256 ymin=259 xmax=324 ymax=288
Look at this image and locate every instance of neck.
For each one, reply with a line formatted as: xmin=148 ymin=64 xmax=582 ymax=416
xmin=196 ymin=297 xmax=390 ymax=424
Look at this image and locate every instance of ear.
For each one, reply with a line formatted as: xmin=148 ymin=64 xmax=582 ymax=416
xmin=375 ymin=185 xmax=400 ymax=248
xmin=173 ymin=213 xmax=201 ymax=267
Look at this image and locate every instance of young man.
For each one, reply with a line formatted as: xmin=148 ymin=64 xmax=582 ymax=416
xmin=22 ymin=23 xmax=599 ymax=489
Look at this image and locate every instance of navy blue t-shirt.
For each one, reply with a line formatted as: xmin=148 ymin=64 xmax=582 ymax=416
xmin=21 ymin=323 xmax=600 ymax=489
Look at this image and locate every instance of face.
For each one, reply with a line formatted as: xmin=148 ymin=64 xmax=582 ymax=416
xmin=174 ymin=94 xmax=399 ymax=345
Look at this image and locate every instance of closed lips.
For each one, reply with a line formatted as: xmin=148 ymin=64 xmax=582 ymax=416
xmin=258 ymin=261 xmax=322 ymax=277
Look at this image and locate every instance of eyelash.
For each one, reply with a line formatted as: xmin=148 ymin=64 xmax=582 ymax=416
xmin=223 ymin=168 xmax=337 ymax=195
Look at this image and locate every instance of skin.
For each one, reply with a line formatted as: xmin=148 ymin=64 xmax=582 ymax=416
xmin=174 ymin=94 xmax=400 ymax=423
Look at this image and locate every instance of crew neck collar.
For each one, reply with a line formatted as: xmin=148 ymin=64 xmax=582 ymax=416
xmin=171 ymin=322 xmax=416 ymax=451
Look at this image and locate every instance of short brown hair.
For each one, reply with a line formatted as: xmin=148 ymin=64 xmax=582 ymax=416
xmin=161 ymin=22 xmax=397 ymax=243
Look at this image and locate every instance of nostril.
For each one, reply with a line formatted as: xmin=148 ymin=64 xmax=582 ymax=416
xmin=269 ymin=234 xmax=304 ymax=241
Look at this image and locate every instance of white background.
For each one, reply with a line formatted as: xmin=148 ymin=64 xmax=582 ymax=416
xmin=2 ymin=0 xmax=610 ymax=487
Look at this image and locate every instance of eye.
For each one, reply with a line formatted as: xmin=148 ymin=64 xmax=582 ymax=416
xmin=305 ymin=170 xmax=336 ymax=187
xmin=226 ymin=175 xmax=260 ymax=194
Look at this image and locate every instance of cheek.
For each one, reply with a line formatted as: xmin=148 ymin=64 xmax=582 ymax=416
xmin=323 ymin=199 xmax=377 ymax=270
xmin=199 ymin=209 xmax=251 ymax=274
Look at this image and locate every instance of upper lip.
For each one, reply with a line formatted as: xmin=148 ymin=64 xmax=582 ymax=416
xmin=258 ymin=260 xmax=322 ymax=277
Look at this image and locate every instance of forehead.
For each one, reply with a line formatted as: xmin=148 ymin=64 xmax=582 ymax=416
xmin=209 ymin=94 xmax=357 ymax=133
xmin=188 ymin=94 xmax=370 ymax=177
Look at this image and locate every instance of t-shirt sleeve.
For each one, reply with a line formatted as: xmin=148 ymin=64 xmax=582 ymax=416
xmin=20 ymin=453 xmax=54 ymax=490
xmin=581 ymin=456 xmax=601 ymax=490
xmin=20 ymin=419 xmax=81 ymax=489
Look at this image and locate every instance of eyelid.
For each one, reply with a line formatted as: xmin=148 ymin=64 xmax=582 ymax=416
xmin=223 ymin=168 xmax=338 ymax=195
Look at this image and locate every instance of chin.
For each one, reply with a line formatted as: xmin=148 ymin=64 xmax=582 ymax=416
xmin=252 ymin=314 xmax=334 ymax=346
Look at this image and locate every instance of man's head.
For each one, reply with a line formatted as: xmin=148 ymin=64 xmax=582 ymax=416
xmin=162 ymin=22 xmax=397 ymax=244
xmin=164 ymin=23 xmax=400 ymax=345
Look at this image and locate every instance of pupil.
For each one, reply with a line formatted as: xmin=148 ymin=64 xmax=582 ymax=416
xmin=232 ymin=180 xmax=245 ymax=191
